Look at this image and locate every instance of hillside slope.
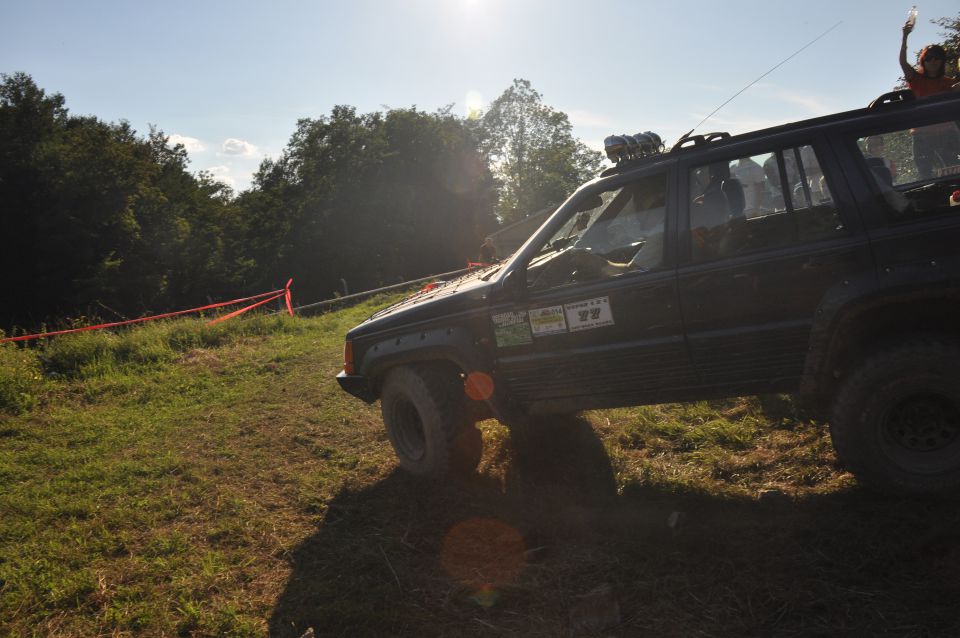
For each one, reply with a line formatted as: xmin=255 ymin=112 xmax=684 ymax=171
xmin=2 ymin=299 xmax=959 ymax=637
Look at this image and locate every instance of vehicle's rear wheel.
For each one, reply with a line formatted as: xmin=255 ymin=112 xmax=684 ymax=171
xmin=830 ymin=340 xmax=960 ymax=494
xmin=380 ymin=364 xmax=482 ymax=479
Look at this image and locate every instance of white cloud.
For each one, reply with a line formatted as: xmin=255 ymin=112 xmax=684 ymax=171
xmin=205 ymin=165 xmax=236 ymax=188
xmin=167 ymin=134 xmax=205 ymax=153
xmin=567 ymin=109 xmax=612 ymax=128
xmin=220 ymin=138 xmax=258 ymax=157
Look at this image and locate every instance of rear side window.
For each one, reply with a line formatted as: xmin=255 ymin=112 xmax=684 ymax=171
xmin=689 ymin=145 xmax=845 ymax=262
xmin=857 ymin=119 xmax=960 ymax=220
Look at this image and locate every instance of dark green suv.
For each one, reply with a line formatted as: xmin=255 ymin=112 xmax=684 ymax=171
xmin=338 ymin=90 xmax=960 ymax=494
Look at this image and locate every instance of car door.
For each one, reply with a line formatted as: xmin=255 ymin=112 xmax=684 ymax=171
xmin=490 ymin=166 xmax=698 ymax=412
xmin=676 ymin=135 xmax=875 ymax=396
xmin=843 ymin=108 xmax=960 ymax=294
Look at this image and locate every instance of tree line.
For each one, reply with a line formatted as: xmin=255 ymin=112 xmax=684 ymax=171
xmin=0 ymin=74 xmax=600 ymax=332
xmin=4 ymin=11 xmax=956 ymax=333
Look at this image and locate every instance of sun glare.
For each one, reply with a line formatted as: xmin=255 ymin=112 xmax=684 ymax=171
xmin=465 ymin=90 xmax=484 ymax=120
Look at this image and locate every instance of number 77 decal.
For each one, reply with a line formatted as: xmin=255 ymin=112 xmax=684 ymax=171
xmin=564 ymin=297 xmax=614 ymax=332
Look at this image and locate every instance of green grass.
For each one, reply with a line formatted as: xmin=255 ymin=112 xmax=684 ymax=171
xmin=2 ymin=297 xmax=959 ymax=637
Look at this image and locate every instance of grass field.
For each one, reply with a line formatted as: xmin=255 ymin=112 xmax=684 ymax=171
xmin=2 ymin=298 xmax=960 ymax=637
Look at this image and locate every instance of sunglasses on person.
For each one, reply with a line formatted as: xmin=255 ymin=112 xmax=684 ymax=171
xmin=923 ymin=54 xmax=944 ymax=62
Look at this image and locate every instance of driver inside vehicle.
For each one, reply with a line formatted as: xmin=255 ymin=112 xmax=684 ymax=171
xmin=527 ymin=173 xmax=667 ymax=289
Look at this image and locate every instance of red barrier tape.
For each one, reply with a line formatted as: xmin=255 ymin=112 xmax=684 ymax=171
xmin=1 ymin=280 xmax=294 ymax=343
xmin=206 ymin=291 xmax=285 ymax=326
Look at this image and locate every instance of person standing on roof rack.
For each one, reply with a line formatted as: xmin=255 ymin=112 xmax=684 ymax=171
xmin=899 ymin=18 xmax=960 ymax=179
xmin=899 ymin=20 xmax=958 ymax=97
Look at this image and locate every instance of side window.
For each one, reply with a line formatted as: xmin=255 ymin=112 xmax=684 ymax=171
xmin=526 ymin=172 xmax=668 ymax=291
xmin=689 ymin=145 xmax=845 ymax=262
xmin=857 ymin=119 xmax=960 ymax=220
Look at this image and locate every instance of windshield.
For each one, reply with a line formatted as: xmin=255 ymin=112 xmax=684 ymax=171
xmin=530 ymin=188 xmax=628 ymax=260
xmin=524 ymin=172 xmax=669 ymax=290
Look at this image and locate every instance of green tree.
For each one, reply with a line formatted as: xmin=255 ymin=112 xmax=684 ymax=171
xmin=478 ymin=79 xmax=603 ymax=223
xmin=0 ymin=73 xmax=245 ymax=330
xmin=238 ymin=106 xmax=497 ymax=303
xmin=932 ymin=12 xmax=960 ymax=67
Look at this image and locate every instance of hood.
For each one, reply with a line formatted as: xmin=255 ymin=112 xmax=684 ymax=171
xmin=346 ymin=266 xmax=501 ymax=339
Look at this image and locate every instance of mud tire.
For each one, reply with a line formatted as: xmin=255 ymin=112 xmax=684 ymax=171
xmin=830 ymin=339 xmax=960 ymax=494
xmin=380 ymin=364 xmax=482 ymax=479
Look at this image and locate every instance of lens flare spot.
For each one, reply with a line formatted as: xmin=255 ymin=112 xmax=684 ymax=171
xmin=469 ymin=584 xmax=501 ymax=608
xmin=440 ymin=517 xmax=526 ymax=589
xmin=464 ymin=371 xmax=495 ymax=401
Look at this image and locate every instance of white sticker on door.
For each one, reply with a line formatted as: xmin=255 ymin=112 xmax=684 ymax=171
xmin=529 ymin=305 xmax=567 ymax=337
xmin=564 ymin=297 xmax=614 ymax=332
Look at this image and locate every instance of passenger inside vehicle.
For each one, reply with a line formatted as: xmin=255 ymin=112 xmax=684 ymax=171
xmin=690 ymin=161 xmax=745 ymax=260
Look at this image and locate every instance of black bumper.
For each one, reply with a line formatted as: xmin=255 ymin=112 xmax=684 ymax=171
xmin=336 ymin=370 xmax=377 ymax=403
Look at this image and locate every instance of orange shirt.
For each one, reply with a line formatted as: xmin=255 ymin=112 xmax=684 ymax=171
xmin=908 ymin=74 xmax=957 ymax=98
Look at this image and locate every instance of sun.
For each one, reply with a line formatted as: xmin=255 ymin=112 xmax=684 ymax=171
xmin=465 ymin=90 xmax=484 ymax=120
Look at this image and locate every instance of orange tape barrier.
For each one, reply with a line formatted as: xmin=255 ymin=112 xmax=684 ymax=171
xmin=1 ymin=279 xmax=294 ymax=344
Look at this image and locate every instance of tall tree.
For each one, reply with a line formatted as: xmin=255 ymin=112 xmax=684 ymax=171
xmin=478 ymin=79 xmax=603 ymax=223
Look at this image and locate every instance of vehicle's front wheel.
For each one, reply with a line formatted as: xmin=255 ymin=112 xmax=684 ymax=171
xmin=830 ymin=340 xmax=960 ymax=494
xmin=380 ymin=364 xmax=482 ymax=479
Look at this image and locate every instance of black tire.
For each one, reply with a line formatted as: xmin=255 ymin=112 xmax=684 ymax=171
xmin=380 ymin=364 xmax=482 ymax=479
xmin=830 ymin=339 xmax=960 ymax=494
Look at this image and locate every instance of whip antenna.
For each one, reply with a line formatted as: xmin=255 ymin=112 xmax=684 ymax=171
xmin=688 ymin=21 xmax=843 ymax=137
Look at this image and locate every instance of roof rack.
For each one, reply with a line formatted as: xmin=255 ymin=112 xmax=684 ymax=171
xmin=670 ymin=131 xmax=731 ymax=152
xmin=868 ymin=89 xmax=915 ymax=109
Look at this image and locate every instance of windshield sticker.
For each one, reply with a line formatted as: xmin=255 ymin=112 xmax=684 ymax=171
xmin=529 ymin=305 xmax=567 ymax=337
xmin=492 ymin=310 xmax=533 ymax=347
xmin=564 ymin=297 xmax=614 ymax=333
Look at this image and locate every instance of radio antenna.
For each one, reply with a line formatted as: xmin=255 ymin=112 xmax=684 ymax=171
xmin=686 ymin=21 xmax=843 ymax=138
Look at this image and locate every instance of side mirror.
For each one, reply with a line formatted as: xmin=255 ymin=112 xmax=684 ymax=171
xmin=499 ymin=267 xmax=527 ymax=300
xmin=575 ymin=194 xmax=603 ymax=212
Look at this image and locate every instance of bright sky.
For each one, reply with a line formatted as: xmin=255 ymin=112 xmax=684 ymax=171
xmin=2 ymin=0 xmax=956 ymax=191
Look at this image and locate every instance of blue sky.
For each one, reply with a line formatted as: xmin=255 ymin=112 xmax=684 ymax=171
xmin=2 ymin=0 xmax=956 ymax=191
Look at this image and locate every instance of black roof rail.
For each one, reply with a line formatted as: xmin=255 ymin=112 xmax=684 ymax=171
xmin=869 ymin=89 xmax=915 ymax=109
xmin=704 ymin=132 xmax=731 ymax=142
xmin=670 ymin=130 xmax=731 ymax=152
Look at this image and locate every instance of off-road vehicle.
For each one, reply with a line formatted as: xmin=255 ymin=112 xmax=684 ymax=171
xmin=338 ymin=90 xmax=960 ymax=494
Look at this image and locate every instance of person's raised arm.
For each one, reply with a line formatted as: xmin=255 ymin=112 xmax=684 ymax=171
xmin=900 ymin=21 xmax=917 ymax=81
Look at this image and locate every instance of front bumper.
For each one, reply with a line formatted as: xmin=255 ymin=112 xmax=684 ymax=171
xmin=336 ymin=370 xmax=377 ymax=403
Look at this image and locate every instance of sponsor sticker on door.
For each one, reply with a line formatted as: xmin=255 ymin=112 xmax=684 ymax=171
xmin=564 ymin=297 xmax=614 ymax=332
xmin=491 ymin=310 xmax=533 ymax=347
xmin=529 ymin=305 xmax=567 ymax=337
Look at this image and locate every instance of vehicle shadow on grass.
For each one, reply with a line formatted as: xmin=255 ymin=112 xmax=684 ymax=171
xmin=269 ymin=415 xmax=960 ymax=637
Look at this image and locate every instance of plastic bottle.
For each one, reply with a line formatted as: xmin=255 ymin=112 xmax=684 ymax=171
xmin=907 ymin=6 xmax=918 ymax=28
